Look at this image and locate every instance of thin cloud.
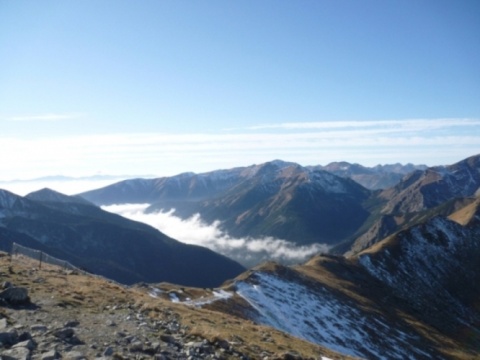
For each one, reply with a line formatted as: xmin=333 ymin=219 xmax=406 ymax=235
xmin=246 ymin=118 xmax=480 ymax=131
xmin=102 ymin=204 xmax=329 ymax=268
xmin=6 ymin=113 xmax=82 ymax=122
xmin=1 ymin=118 xmax=479 ymax=179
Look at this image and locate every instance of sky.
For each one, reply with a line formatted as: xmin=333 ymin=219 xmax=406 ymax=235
xmin=1 ymin=0 xmax=480 ymax=182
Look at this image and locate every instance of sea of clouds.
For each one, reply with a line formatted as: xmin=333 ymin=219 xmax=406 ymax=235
xmin=102 ymin=203 xmax=329 ymax=268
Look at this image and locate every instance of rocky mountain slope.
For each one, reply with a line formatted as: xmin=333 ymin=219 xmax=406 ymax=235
xmin=312 ymin=162 xmax=427 ymax=190
xmin=0 ymin=253 xmax=354 ymax=360
xmin=183 ymin=200 xmax=480 ymax=359
xmin=0 ymin=188 xmax=244 ymax=287
xmin=2 ymin=155 xmax=480 ymax=359
xmin=81 ymin=160 xmax=372 ymax=246
xmin=3 ymin=199 xmax=478 ymax=359
xmin=378 ymin=154 xmax=480 ymax=215
xmin=346 ymin=154 xmax=480 ymax=254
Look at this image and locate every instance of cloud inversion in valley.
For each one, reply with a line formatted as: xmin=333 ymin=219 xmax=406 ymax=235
xmin=103 ymin=203 xmax=329 ymax=268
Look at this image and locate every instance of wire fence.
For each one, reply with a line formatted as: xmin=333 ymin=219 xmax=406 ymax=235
xmin=9 ymin=242 xmax=127 ymax=288
xmin=10 ymin=242 xmax=89 ymax=275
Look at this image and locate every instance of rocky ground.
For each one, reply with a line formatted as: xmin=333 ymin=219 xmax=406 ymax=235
xmin=0 ymin=253 xmax=352 ymax=360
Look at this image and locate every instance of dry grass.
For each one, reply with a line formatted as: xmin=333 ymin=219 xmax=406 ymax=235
xmin=294 ymin=254 xmax=479 ymax=360
xmin=448 ymin=198 xmax=480 ymax=226
xmin=1 ymin=253 xmax=357 ymax=360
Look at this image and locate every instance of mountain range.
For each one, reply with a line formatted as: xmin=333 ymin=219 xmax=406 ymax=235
xmin=163 ymin=197 xmax=480 ymax=359
xmin=0 ymin=188 xmax=244 ymax=287
xmin=80 ymin=156 xmax=480 ymax=254
xmin=80 ymin=160 xmax=372 ymax=246
xmin=1 ymin=154 xmax=479 ymax=359
xmin=312 ymin=161 xmax=428 ymax=190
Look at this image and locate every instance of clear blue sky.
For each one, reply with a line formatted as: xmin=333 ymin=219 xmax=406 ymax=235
xmin=1 ymin=0 xmax=479 ymax=180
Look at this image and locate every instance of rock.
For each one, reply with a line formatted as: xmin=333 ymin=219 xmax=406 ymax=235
xmin=216 ymin=338 xmax=230 ymax=350
xmin=153 ymin=355 xmax=169 ymax=360
xmin=12 ymin=339 xmax=36 ymax=350
xmin=64 ymin=350 xmax=86 ymax=359
xmin=64 ymin=320 xmax=80 ymax=328
xmin=41 ymin=349 xmax=60 ymax=360
xmin=143 ymin=342 xmax=161 ymax=355
xmin=160 ymin=334 xmax=175 ymax=344
xmin=0 ymin=287 xmax=30 ymax=305
xmin=0 ymin=318 xmax=8 ymax=330
xmin=103 ymin=346 xmax=114 ymax=356
xmin=129 ymin=341 xmax=143 ymax=352
xmin=66 ymin=335 xmax=83 ymax=345
xmin=0 ymin=330 xmax=19 ymax=347
xmin=30 ymin=324 xmax=48 ymax=333
xmin=53 ymin=327 xmax=74 ymax=339
xmin=1 ymin=346 xmax=31 ymax=360
xmin=275 ymin=352 xmax=303 ymax=360
xmin=18 ymin=332 xmax=33 ymax=342
xmin=2 ymin=281 xmax=12 ymax=289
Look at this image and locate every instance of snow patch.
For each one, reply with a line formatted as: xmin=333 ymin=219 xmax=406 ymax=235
xmin=235 ymin=271 xmax=434 ymax=360
xmin=169 ymin=293 xmax=180 ymax=303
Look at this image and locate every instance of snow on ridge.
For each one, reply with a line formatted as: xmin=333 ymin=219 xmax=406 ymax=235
xmin=358 ymin=216 xmax=477 ymax=325
xmin=308 ymin=171 xmax=347 ymax=193
xmin=154 ymin=287 xmax=234 ymax=307
xmin=183 ymin=289 xmax=233 ymax=307
xmin=235 ymin=271 xmax=434 ymax=360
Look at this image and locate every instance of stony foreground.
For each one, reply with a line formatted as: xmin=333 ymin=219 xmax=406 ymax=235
xmin=0 ymin=254 xmax=351 ymax=360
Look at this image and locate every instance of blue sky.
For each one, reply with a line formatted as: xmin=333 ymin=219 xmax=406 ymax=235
xmin=1 ymin=0 xmax=479 ymax=180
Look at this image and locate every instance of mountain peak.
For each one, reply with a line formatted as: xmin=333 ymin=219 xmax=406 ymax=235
xmin=26 ymin=188 xmax=94 ymax=206
xmin=0 ymin=189 xmax=24 ymax=209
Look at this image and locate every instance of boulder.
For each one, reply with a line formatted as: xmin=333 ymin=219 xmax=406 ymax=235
xmin=0 ymin=287 xmax=30 ymax=305
xmin=12 ymin=339 xmax=36 ymax=350
xmin=1 ymin=346 xmax=31 ymax=360
xmin=0 ymin=330 xmax=19 ymax=347
xmin=53 ymin=327 xmax=74 ymax=339
xmin=41 ymin=349 xmax=60 ymax=360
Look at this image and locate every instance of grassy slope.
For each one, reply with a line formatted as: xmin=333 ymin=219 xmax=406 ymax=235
xmin=0 ymin=253 xmax=356 ymax=360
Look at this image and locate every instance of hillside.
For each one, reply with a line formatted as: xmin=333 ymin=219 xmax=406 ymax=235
xmin=187 ymin=203 xmax=480 ymax=359
xmin=342 ymin=154 xmax=480 ymax=254
xmin=0 ymin=253 xmax=351 ymax=360
xmin=0 ymin=188 xmax=244 ymax=287
xmin=81 ymin=160 xmax=372 ymax=246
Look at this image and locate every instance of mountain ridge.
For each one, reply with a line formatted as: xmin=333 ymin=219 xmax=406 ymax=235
xmin=80 ymin=160 xmax=372 ymax=247
xmin=0 ymin=188 xmax=245 ymax=287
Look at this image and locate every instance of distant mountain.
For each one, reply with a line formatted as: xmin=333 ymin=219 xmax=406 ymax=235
xmin=0 ymin=188 xmax=244 ymax=287
xmin=203 ymin=200 xmax=480 ymax=359
xmin=0 ymin=174 xmax=156 ymax=183
xmin=343 ymin=154 xmax=480 ymax=254
xmin=81 ymin=160 xmax=372 ymax=246
xmin=379 ymin=154 xmax=480 ymax=214
xmin=311 ymin=161 xmax=427 ymax=190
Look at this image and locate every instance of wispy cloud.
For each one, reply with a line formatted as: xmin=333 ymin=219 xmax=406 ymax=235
xmin=102 ymin=204 xmax=328 ymax=268
xmin=6 ymin=113 xmax=82 ymax=122
xmin=246 ymin=118 xmax=480 ymax=132
xmin=0 ymin=118 xmax=479 ymax=180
